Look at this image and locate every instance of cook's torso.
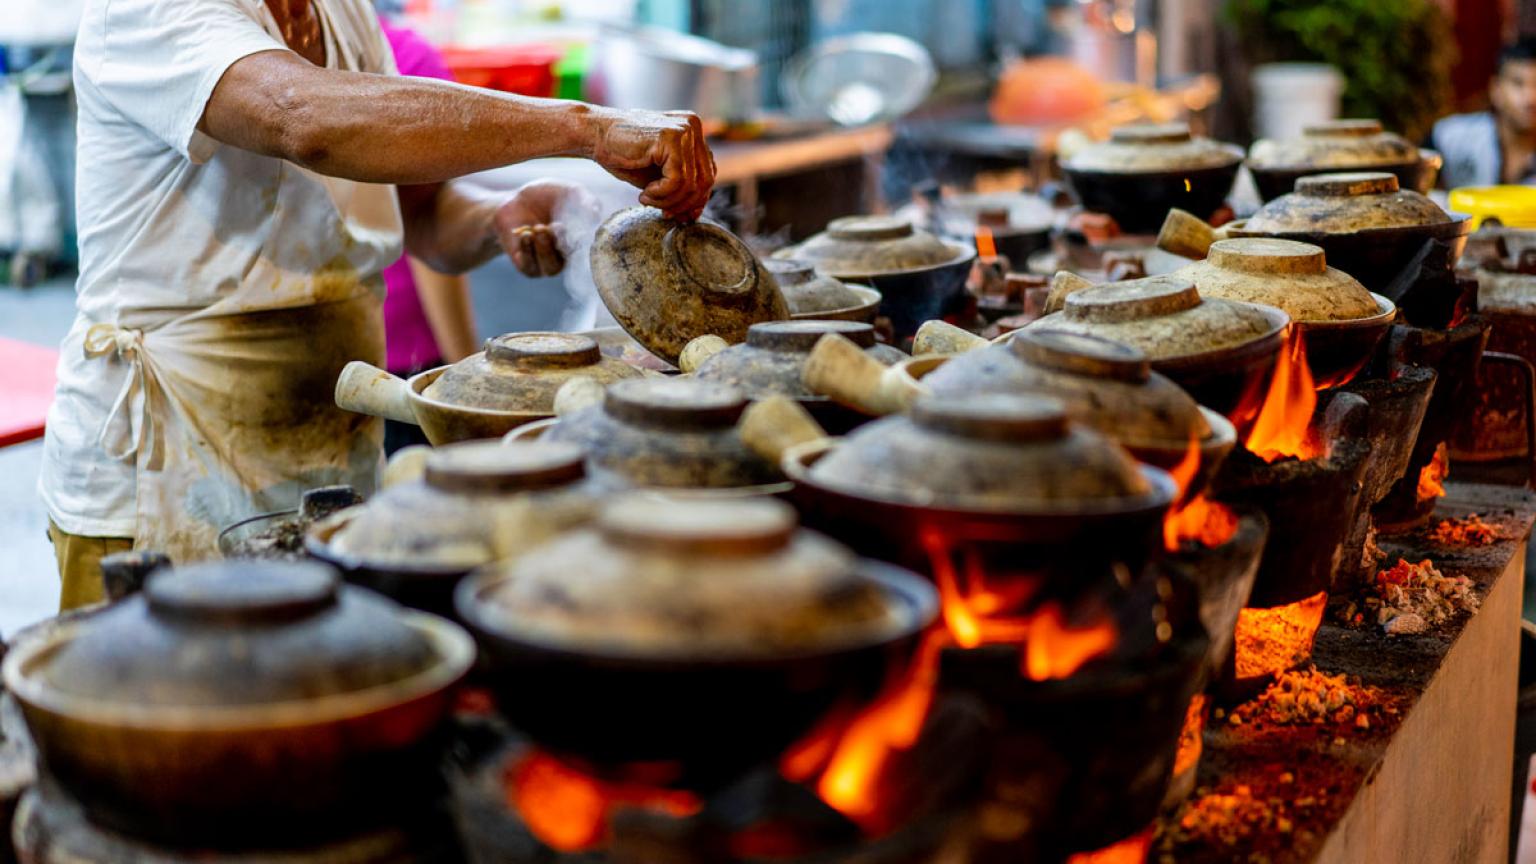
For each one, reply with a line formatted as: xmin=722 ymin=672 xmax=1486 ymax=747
xmin=44 ymin=0 xmax=403 ymax=536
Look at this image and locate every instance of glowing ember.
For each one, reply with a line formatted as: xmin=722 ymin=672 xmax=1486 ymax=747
xmin=1067 ymin=825 xmax=1154 ymax=864
xmin=1416 ymin=443 xmax=1449 ymax=501
xmin=1230 ymin=667 xmax=1391 ymax=729
xmin=1173 ymin=694 xmax=1207 ymax=778
xmin=1232 ymin=591 xmax=1327 ymax=681
xmin=506 ymin=752 xmax=701 ymax=853
xmin=1427 ymin=513 xmax=1499 ymax=546
xmin=976 ymin=225 xmax=998 ymax=260
xmin=1243 ymin=329 xmax=1321 ymax=463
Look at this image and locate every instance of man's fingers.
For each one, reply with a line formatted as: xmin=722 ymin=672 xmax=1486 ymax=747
xmin=533 ymin=228 xmax=564 ymax=276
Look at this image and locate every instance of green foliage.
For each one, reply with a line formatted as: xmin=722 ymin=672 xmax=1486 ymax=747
xmin=1225 ymin=0 xmax=1456 ymax=142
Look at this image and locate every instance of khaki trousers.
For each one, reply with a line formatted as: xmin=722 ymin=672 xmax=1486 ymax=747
xmin=47 ymin=520 xmax=133 ymax=611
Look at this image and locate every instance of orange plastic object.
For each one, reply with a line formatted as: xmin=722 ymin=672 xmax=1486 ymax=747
xmin=989 ymin=57 xmax=1107 ymax=125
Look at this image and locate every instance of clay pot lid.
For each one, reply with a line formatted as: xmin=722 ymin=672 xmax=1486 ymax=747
xmin=424 ymin=440 xmax=586 ymax=494
xmin=920 ymin=329 xmax=1211 ymax=447
xmin=1065 ymin=123 xmax=1242 ymax=173
xmin=422 ymin=331 xmax=640 ymax=415
xmin=1010 ymin=328 xmax=1151 ymax=383
xmin=591 ymin=207 xmax=788 ymax=365
xmin=1244 ymin=171 xmax=1451 ymax=234
xmin=764 ymin=258 xmax=868 ymax=315
xmin=604 ymin=377 xmax=749 ymax=429
xmin=809 ymin=392 xmax=1154 ymax=511
xmin=746 ymin=320 xmax=877 ymax=352
xmin=1178 ymin=238 xmax=1380 ymax=322
xmin=1029 ymin=275 xmax=1284 ymax=360
xmin=469 ymin=495 xmax=912 ymax=658
xmin=774 ymin=216 xmax=963 ymax=277
xmin=1248 ymin=119 xmax=1418 ymax=169
xmin=33 ymin=561 xmax=439 ymax=707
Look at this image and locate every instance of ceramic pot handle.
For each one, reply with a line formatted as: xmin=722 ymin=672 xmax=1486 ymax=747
xmin=1157 ymin=208 xmax=1225 ymax=259
xmin=912 ymin=320 xmax=989 ymax=356
xmin=382 ymin=445 xmax=431 ymax=490
xmin=803 ymin=333 xmax=924 ymax=416
xmin=553 ymin=377 xmax=606 ymax=417
xmin=334 ymin=361 xmax=417 ymax=425
xmin=739 ymin=396 xmax=828 ymax=465
xmin=1043 ymin=271 xmax=1098 ymax=315
xmin=678 ymin=335 xmax=730 ymax=374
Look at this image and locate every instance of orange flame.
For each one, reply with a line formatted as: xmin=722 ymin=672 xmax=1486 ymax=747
xmin=1066 ymin=825 xmax=1155 ymax=864
xmin=506 ymin=752 xmax=701 ymax=853
xmin=1417 ymin=443 xmax=1448 ymax=501
xmin=1162 ymin=434 xmax=1239 ymax=552
xmin=780 ymin=629 xmax=946 ymax=833
xmin=1172 ymin=694 xmax=1207 ymax=778
xmin=976 ymin=225 xmax=998 ymax=260
xmin=1243 ymin=329 xmax=1321 ymax=463
xmin=1232 ymin=591 xmax=1328 ymax=681
xmin=783 ymin=528 xmax=1119 ymax=833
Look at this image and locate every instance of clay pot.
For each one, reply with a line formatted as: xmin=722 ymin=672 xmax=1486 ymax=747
xmin=591 ymin=207 xmax=789 ymax=365
xmin=1061 ymin=124 xmax=1244 ymax=233
xmin=1174 ymin=238 xmax=1397 ymax=388
xmin=1246 ymin=120 xmax=1442 ymax=200
xmin=532 ymin=377 xmax=785 ymax=491
xmin=774 ymin=216 xmax=977 ymax=339
xmin=456 ymin=495 xmax=937 ymax=786
xmin=802 ymin=328 xmax=1236 ymax=499
xmin=1243 ymin=172 xmax=1452 ymax=234
xmin=745 ymin=393 xmax=1175 ymax=595
xmin=764 ymin=258 xmax=883 ymax=322
xmin=808 ymin=393 xmax=1153 ymax=509
xmin=306 ymin=441 xmax=599 ymax=617
xmin=3 ymin=561 xmax=474 ymax=846
xmin=334 ymin=332 xmax=643 ymax=445
xmin=1023 ymin=276 xmax=1289 ymax=432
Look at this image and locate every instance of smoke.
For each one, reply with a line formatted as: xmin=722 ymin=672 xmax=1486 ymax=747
xmin=552 ymin=183 xmax=613 ymax=330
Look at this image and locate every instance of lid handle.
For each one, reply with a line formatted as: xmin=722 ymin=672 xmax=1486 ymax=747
xmin=663 ymin=223 xmax=759 ymax=305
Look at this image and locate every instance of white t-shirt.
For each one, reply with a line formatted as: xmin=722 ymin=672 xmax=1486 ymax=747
xmin=42 ymin=0 xmax=405 ymax=537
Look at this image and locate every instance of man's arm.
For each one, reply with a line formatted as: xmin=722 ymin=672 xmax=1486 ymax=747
xmin=201 ymin=49 xmax=713 ymax=220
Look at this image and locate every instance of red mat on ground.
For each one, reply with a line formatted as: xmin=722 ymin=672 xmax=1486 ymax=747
xmin=0 ymin=337 xmax=57 ymax=448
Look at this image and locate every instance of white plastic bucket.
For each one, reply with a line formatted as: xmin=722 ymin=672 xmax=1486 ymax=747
xmin=1251 ymin=62 xmax=1344 ymax=141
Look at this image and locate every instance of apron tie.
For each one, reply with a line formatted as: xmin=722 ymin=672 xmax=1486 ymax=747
xmin=83 ymin=322 xmax=164 ymax=471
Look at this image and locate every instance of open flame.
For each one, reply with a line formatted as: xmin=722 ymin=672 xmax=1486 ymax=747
xmin=1232 ymin=591 xmax=1328 ymax=681
xmin=783 ymin=528 xmax=1119 ymax=833
xmin=976 ymin=225 xmax=998 ymax=260
xmin=1066 ymin=825 xmax=1155 ymax=864
xmin=1417 ymin=443 xmax=1449 ymax=502
xmin=1243 ymin=329 xmax=1321 ymax=463
xmin=506 ymin=752 xmax=701 ymax=853
xmin=1162 ymin=433 xmax=1239 ymax=552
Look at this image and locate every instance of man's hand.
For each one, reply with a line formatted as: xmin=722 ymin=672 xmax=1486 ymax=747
xmin=592 ymin=109 xmax=716 ymax=222
xmin=492 ymin=180 xmax=602 ymax=278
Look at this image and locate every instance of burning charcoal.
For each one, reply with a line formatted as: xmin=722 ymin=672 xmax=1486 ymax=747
xmin=299 ymin=485 xmax=363 ymax=522
xmin=1426 ymin=513 xmax=1500 ymax=546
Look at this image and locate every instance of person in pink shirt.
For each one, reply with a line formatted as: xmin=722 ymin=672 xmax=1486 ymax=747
xmin=379 ymin=19 xmax=479 ymax=452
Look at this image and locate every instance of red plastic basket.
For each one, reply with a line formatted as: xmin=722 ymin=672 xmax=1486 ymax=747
xmin=440 ymin=44 xmax=562 ymax=97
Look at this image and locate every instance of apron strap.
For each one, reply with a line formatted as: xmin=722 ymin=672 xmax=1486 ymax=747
xmin=83 ymin=322 xmax=165 ymax=471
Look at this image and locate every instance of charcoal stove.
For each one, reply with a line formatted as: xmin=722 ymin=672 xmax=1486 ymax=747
xmin=1374 ymin=316 xmax=1492 ymax=531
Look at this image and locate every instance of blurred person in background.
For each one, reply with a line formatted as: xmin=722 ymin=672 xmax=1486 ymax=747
xmin=1431 ymin=37 xmax=1536 ymax=188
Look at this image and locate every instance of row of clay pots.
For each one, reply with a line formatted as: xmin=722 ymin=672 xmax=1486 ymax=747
xmin=1060 ymin=119 xmax=1443 ymax=232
